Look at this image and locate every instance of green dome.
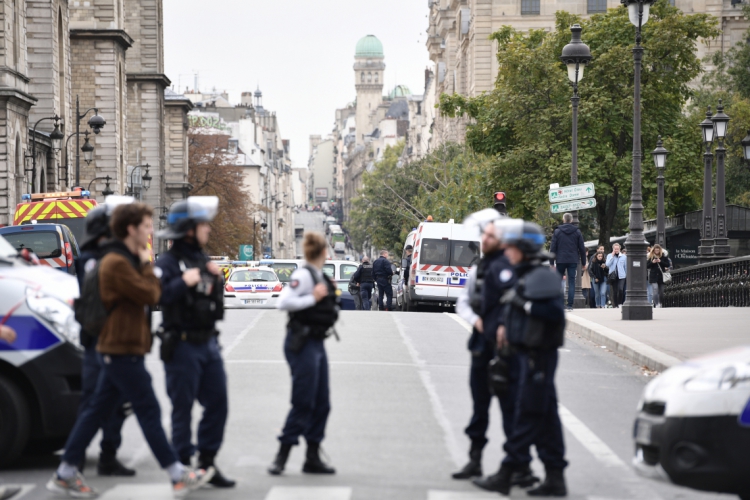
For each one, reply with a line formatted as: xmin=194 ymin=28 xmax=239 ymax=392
xmin=355 ymin=35 xmax=384 ymax=58
xmin=389 ymin=85 xmax=411 ymax=99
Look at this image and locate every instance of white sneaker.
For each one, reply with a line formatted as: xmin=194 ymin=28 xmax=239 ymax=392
xmin=46 ymin=472 xmax=99 ymax=498
xmin=172 ymin=467 xmax=215 ymax=498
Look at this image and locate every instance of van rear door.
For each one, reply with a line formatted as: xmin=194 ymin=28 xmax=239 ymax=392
xmin=414 ymin=226 xmax=451 ymax=300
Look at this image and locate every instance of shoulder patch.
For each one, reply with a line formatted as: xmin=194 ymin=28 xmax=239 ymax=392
xmin=84 ymin=259 xmax=97 ymax=273
xmin=500 ymin=269 xmax=513 ymax=283
xmin=290 ymin=279 xmax=300 ymax=289
xmin=153 ymin=267 xmax=163 ymax=279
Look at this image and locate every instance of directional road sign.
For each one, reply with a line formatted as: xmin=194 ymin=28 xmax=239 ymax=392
xmin=239 ymin=245 xmax=254 ymax=260
xmin=548 ymin=182 xmax=595 ymax=203
xmin=550 ymin=198 xmax=597 ymax=214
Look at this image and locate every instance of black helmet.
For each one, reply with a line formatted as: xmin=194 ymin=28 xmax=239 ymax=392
xmin=80 ymin=206 xmax=110 ymax=250
xmin=498 ymin=219 xmax=546 ymax=257
xmin=157 ymin=196 xmax=219 ymax=240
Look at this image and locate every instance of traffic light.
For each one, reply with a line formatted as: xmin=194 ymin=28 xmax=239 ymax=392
xmin=493 ymin=192 xmax=507 ymax=214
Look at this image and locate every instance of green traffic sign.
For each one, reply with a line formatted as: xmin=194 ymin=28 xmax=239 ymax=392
xmin=550 ymin=198 xmax=597 ymax=214
xmin=548 ymin=183 xmax=596 ymax=203
xmin=239 ymin=245 xmax=254 ymax=260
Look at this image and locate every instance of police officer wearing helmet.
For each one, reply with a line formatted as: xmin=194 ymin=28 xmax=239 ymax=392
xmin=155 ymin=196 xmax=235 ymax=488
xmin=490 ymin=220 xmax=568 ymax=497
xmin=268 ymin=232 xmax=340 ymax=476
xmin=75 ymin=197 xmax=136 ymax=477
xmin=351 ymin=256 xmax=374 ymax=311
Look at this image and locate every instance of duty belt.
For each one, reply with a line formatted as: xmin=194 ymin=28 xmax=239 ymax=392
xmin=177 ymin=329 xmax=217 ymax=343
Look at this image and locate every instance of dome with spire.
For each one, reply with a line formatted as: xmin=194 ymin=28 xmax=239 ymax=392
xmin=355 ymin=35 xmax=384 ymax=58
xmin=388 ymin=85 xmax=411 ymax=99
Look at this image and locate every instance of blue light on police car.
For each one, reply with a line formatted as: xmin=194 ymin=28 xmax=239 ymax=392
xmin=21 ymin=194 xmax=31 ymax=202
xmin=81 ymin=190 xmax=91 ymax=198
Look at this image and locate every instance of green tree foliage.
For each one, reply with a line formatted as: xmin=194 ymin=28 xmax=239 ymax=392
xmin=439 ymin=3 xmax=719 ymax=246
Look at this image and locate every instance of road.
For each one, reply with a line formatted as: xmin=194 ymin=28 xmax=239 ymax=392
xmin=0 ymin=309 xmax=737 ymax=500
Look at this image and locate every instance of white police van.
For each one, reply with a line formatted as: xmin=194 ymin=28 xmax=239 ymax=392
xmin=0 ymin=235 xmax=81 ymax=467
xmin=401 ymin=219 xmax=480 ymax=312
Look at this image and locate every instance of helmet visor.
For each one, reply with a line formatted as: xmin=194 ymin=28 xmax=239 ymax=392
xmin=463 ymin=208 xmax=504 ymax=237
xmin=188 ymin=196 xmax=219 ymax=222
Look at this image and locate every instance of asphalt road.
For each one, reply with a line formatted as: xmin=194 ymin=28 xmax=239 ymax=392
xmin=0 ymin=309 xmax=736 ymax=500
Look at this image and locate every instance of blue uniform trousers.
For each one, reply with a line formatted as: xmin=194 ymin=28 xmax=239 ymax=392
xmin=79 ymin=345 xmax=128 ymax=456
xmin=360 ymin=282 xmax=374 ymax=311
xmin=63 ymin=355 xmax=178 ymax=468
xmin=376 ymin=278 xmax=392 ymax=310
xmin=279 ymin=335 xmax=330 ymax=445
xmin=503 ymin=350 xmax=567 ymax=470
xmin=164 ymin=336 xmax=228 ymax=461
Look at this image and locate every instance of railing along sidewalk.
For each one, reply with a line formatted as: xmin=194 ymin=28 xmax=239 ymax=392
xmin=664 ymin=256 xmax=750 ymax=307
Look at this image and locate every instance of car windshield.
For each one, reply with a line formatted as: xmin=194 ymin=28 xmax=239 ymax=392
xmin=229 ymin=270 xmax=277 ymax=282
xmin=272 ymin=263 xmax=297 ymax=283
xmin=323 ymin=264 xmax=335 ymax=279
xmin=340 ymin=264 xmax=358 ymax=280
xmin=2 ymin=230 xmax=61 ymax=258
xmin=451 ymin=240 xmax=480 ymax=267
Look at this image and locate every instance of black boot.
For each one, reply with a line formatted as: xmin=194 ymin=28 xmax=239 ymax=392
xmin=97 ymin=452 xmax=136 ymax=477
xmin=471 ymin=465 xmax=514 ymax=495
xmin=512 ymin=465 xmax=540 ymax=488
xmin=527 ymin=468 xmax=567 ymax=497
xmin=199 ymin=453 xmax=236 ymax=488
xmin=452 ymin=443 xmax=483 ymax=479
xmin=302 ymin=442 xmax=336 ymax=474
xmin=179 ymin=455 xmax=192 ymax=466
xmin=268 ymin=443 xmax=292 ymax=476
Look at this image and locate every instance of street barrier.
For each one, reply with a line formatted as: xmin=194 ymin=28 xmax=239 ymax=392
xmin=664 ymin=255 xmax=750 ymax=307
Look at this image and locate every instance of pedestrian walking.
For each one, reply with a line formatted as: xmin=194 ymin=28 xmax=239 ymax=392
xmin=484 ymin=219 xmax=568 ymax=496
xmin=549 ymin=213 xmax=587 ymax=311
xmin=351 ymin=256 xmax=375 ymax=311
xmin=647 ymin=244 xmax=672 ymax=308
xmin=606 ymin=243 xmax=627 ymax=308
xmin=268 ymin=232 xmax=340 ymax=476
xmin=581 ymin=262 xmax=592 ymax=308
xmin=155 ymin=197 xmax=235 ymax=488
xmin=589 ymin=249 xmax=609 ymax=308
xmin=646 ymin=246 xmax=653 ymax=305
xmin=373 ymin=249 xmax=394 ymax=311
xmin=48 ymin=203 xmax=213 ymax=499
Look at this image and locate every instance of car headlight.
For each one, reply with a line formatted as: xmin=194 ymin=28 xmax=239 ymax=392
xmin=684 ymin=364 xmax=750 ymax=392
xmin=26 ymin=291 xmax=81 ymax=347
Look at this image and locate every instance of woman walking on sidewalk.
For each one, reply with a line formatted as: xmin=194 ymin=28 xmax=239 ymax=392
xmin=647 ymin=244 xmax=672 ymax=308
xmin=589 ymin=250 xmax=608 ymax=308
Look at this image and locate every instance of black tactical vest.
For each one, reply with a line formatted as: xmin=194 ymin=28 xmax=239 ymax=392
xmin=288 ymin=266 xmax=340 ymax=338
xmin=359 ymin=263 xmax=374 ymax=283
xmin=469 ymin=257 xmax=489 ymax=315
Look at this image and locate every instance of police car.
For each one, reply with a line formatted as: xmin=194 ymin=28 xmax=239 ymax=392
xmin=0 ymin=235 xmax=82 ymax=468
xmin=633 ymin=346 xmax=750 ymax=498
xmin=224 ymin=266 xmax=283 ymax=309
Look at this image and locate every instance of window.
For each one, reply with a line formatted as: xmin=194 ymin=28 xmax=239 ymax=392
xmin=229 ymin=270 xmax=278 ymax=282
xmin=367 ymin=72 xmax=372 ymax=82
xmin=587 ymin=0 xmax=607 ymax=13
xmin=420 ymin=239 xmax=450 ymax=266
xmin=521 ymin=0 xmax=540 ymax=15
xmin=361 ymin=72 xmax=365 ymax=83
xmin=374 ymin=72 xmax=379 ymax=83
xmin=340 ymin=264 xmax=358 ymax=280
xmin=450 ymin=240 xmax=480 ymax=267
xmin=323 ymin=264 xmax=335 ymax=278
xmin=271 ymin=262 xmax=297 ymax=282
xmin=3 ymin=231 xmax=61 ymax=259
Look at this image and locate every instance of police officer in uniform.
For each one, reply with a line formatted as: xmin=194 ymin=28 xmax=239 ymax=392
xmin=373 ymin=250 xmax=394 ymax=311
xmin=490 ymin=220 xmax=568 ymax=496
xmin=268 ymin=232 xmax=340 ymax=476
xmin=156 ymin=197 xmax=235 ymax=488
xmin=351 ymin=256 xmax=374 ymax=311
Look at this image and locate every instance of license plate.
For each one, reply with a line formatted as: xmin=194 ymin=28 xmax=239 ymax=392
xmin=243 ymin=299 xmax=266 ymax=305
xmin=635 ymin=419 xmax=652 ymax=444
xmin=421 ymin=276 xmax=444 ymax=283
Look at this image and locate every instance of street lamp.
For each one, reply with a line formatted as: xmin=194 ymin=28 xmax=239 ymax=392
xmin=74 ymin=95 xmax=106 ymax=187
xmin=560 ymin=23 xmax=591 ymax=308
xmin=26 ymin=115 xmax=64 ymax=193
xmin=711 ymin=100 xmax=731 ymax=258
xmin=741 ymin=130 xmax=750 ymax=164
xmin=651 ymin=136 xmax=669 ymax=247
xmin=698 ymin=107 xmax=716 ymax=261
xmin=621 ymin=0 xmax=656 ymax=320
xmin=125 ymin=164 xmax=151 ymax=199
xmin=81 ymin=131 xmax=95 ymax=165
xmin=87 ymin=175 xmax=114 ymax=197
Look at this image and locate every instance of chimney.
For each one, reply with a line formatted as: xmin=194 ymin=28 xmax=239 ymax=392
xmin=241 ymin=91 xmax=253 ymax=106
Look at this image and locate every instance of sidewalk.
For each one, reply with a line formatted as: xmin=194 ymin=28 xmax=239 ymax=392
xmin=565 ymin=308 xmax=750 ymax=372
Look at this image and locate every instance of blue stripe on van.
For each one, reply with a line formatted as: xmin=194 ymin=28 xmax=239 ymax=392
xmin=0 ymin=316 xmax=62 ymax=351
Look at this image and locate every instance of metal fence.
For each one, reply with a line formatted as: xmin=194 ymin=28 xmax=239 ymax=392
xmin=664 ymin=256 xmax=750 ymax=307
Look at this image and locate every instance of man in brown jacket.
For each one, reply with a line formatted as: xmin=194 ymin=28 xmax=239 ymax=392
xmin=48 ymin=203 xmax=213 ymax=499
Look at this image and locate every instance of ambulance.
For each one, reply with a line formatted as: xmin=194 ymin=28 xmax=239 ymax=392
xmin=13 ymin=189 xmax=97 ymax=245
xmin=401 ymin=218 xmax=480 ymax=312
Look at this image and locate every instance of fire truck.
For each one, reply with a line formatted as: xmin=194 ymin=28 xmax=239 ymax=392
xmin=13 ymin=188 xmax=98 ymax=245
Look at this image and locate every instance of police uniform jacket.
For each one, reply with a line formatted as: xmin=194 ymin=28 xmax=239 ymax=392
xmin=351 ymin=262 xmax=374 ymax=283
xmin=77 ymin=246 xmax=103 ymax=348
xmin=277 ymin=265 xmax=339 ymax=338
xmin=482 ymin=251 xmax=516 ymax=346
xmin=372 ymin=256 xmax=393 ymax=281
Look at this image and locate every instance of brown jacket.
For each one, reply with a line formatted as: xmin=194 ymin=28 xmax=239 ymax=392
xmin=96 ymin=245 xmax=161 ymax=356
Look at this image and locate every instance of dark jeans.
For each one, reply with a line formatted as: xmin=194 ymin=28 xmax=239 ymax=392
xmin=610 ymin=278 xmax=625 ymax=307
xmin=79 ymin=345 xmax=128 ymax=457
xmin=652 ymin=281 xmax=665 ymax=307
xmin=63 ymin=354 xmax=178 ymax=468
xmin=376 ymin=278 xmax=392 ymax=311
xmin=503 ymin=350 xmax=567 ymax=471
xmin=555 ymin=263 xmax=578 ymax=308
xmin=279 ymin=334 xmax=330 ymax=445
xmin=164 ymin=337 xmax=228 ymax=461
xmin=360 ymin=282 xmax=373 ymax=311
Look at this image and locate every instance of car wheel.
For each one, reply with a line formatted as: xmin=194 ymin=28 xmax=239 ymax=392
xmin=0 ymin=375 xmax=31 ymax=468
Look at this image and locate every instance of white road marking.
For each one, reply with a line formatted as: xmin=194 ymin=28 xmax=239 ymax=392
xmin=445 ymin=311 xmax=473 ymax=332
xmin=224 ymin=310 xmax=267 ymax=357
xmin=98 ymin=483 xmax=172 ymax=499
xmin=2 ymin=484 xmax=35 ymax=500
xmin=225 ymin=359 xmax=466 ymax=369
xmin=264 ymin=486 xmax=352 ymax=500
xmin=427 ymin=490 xmax=499 ymax=500
xmin=392 ymin=315 xmax=465 ymax=468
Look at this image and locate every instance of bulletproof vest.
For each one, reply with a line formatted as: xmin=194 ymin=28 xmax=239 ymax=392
xmin=469 ymin=257 xmax=489 ymax=315
xmin=506 ymin=263 xmax=565 ymax=350
xmin=359 ymin=263 xmax=374 ymax=283
xmin=161 ymin=248 xmax=224 ymax=332
xmin=288 ymin=266 xmax=340 ymax=338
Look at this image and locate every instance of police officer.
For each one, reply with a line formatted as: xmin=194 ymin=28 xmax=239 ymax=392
xmin=489 ymin=220 xmax=568 ymax=496
xmin=403 ymin=245 xmax=413 ymax=284
xmin=156 ymin=197 xmax=235 ymax=488
xmin=269 ymin=232 xmax=340 ymax=475
xmin=372 ymin=249 xmax=394 ymax=311
xmin=75 ymin=200 xmax=135 ymax=477
xmin=351 ymin=256 xmax=375 ymax=311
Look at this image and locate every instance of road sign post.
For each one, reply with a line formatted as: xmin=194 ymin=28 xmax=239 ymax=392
xmin=550 ymin=197 xmax=596 ymax=214
xmin=549 ymin=183 xmax=595 ymax=203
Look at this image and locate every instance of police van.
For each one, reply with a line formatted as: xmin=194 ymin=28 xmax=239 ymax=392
xmin=401 ymin=218 xmax=480 ymax=312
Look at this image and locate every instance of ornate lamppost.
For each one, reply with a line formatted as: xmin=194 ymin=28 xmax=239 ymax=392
xmin=74 ymin=95 xmax=106 ymax=187
xmin=125 ymin=164 xmax=152 ymax=200
xmin=620 ymin=0 xmax=655 ymax=320
xmin=711 ymin=101 xmax=730 ymax=258
xmin=26 ymin=115 xmax=64 ymax=193
xmin=741 ymin=130 xmax=750 ymax=166
xmin=698 ymin=107 xmax=716 ymax=262
xmin=651 ymin=137 xmax=669 ymax=247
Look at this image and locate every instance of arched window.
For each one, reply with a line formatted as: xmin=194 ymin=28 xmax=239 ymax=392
xmin=374 ymin=72 xmax=379 ymax=83
xmin=367 ymin=72 xmax=372 ymax=82
xmin=361 ymin=72 xmax=365 ymax=83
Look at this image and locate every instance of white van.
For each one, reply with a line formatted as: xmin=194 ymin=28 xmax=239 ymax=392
xmin=402 ymin=219 xmax=480 ymax=311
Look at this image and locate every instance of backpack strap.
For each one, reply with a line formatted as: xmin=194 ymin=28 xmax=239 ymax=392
xmin=304 ymin=264 xmax=321 ymax=286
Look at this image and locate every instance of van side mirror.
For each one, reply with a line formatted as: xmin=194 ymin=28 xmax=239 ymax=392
xmin=49 ymin=248 xmax=62 ymax=258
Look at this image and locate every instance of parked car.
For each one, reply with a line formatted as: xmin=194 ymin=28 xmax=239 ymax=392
xmin=322 ymin=260 xmax=360 ymax=311
xmin=223 ymin=266 xmax=283 ymax=309
xmin=633 ymin=346 xmax=750 ymax=498
xmin=0 ymin=223 xmax=80 ymax=275
xmin=258 ymin=259 xmax=305 ymax=286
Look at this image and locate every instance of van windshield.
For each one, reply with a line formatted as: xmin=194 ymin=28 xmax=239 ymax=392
xmin=272 ymin=263 xmax=297 ymax=283
xmin=3 ymin=231 xmax=61 ymax=258
xmin=419 ymin=238 xmax=479 ymax=267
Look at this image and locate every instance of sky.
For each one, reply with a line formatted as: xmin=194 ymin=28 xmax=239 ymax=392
xmin=163 ymin=0 xmax=433 ymax=169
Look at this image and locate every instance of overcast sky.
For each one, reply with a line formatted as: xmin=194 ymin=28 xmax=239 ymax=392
xmin=163 ymin=0 xmax=433 ymax=169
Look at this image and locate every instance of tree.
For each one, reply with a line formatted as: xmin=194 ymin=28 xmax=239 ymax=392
xmin=188 ymin=130 xmax=265 ymax=258
xmin=439 ymin=4 xmax=720 ymax=246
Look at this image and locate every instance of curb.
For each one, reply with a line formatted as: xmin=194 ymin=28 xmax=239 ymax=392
xmin=565 ymin=313 xmax=682 ymax=372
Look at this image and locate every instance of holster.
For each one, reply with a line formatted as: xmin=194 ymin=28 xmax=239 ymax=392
xmin=157 ymin=329 xmax=179 ymax=362
xmin=288 ymin=322 xmax=310 ymax=353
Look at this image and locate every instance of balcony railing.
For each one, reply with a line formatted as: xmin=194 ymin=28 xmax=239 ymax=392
xmin=664 ymin=256 xmax=750 ymax=307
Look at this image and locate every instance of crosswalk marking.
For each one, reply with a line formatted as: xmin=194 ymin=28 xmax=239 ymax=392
xmin=264 ymin=486 xmax=352 ymax=500
xmin=4 ymin=484 xmax=35 ymax=500
xmin=98 ymin=483 xmax=172 ymax=499
xmin=427 ymin=490 xmax=500 ymax=499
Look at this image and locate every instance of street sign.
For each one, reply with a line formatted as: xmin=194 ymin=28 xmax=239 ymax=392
xmin=550 ymin=198 xmax=596 ymax=214
xmin=239 ymin=245 xmax=254 ymax=260
xmin=548 ymin=183 xmax=595 ymax=203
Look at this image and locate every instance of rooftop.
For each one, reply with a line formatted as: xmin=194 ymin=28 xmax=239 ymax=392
xmin=355 ymin=35 xmax=384 ymax=58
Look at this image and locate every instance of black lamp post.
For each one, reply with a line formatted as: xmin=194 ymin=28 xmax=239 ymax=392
xmin=26 ymin=115 xmax=64 ymax=193
xmin=698 ymin=107 xmax=715 ymax=262
xmin=651 ymin=136 xmax=669 ymax=247
xmin=87 ymin=175 xmax=114 ymax=197
xmin=74 ymin=95 xmax=106 ymax=187
xmin=125 ymin=164 xmax=151 ymax=199
xmin=621 ymin=0 xmax=655 ymax=320
xmin=711 ymin=100 xmax=730 ymax=258
xmin=560 ymin=23 xmax=591 ymax=308
xmin=741 ymin=130 xmax=750 ymax=165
